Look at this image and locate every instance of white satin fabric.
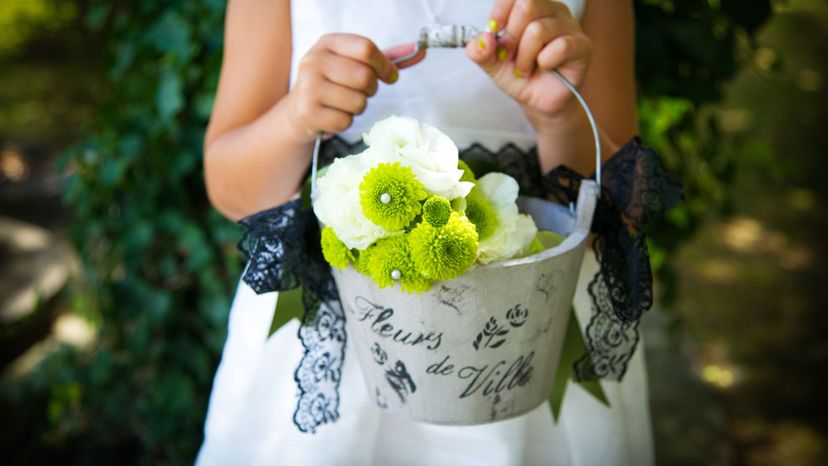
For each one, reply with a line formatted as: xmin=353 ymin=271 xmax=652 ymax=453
xmin=198 ymin=1 xmax=655 ymax=464
xmin=198 ymin=256 xmax=654 ymax=465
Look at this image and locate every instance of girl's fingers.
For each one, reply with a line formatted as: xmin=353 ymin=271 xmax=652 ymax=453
xmin=489 ymin=0 xmax=516 ymax=33
xmin=292 ymin=84 xmax=354 ymax=135
xmin=465 ymin=31 xmax=499 ymax=75
xmin=537 ymin=34 xmax=592 ymax=84
xmin=314 ymin=106 xmax=355 ymax=134
xmin=323 ymin=33 xmax=397 ymax=84
xmin=501 ymin=0 xmax=569 ymax=55
xmin=317 ymin=81 xmax=369 ymax=116
xmin=384 ymin=43 xmax=426 ymax=69
xmin=514 ymin=17 xmax=580 ymax=76
xmin=320 ymin=54 xmax=380 ymax=96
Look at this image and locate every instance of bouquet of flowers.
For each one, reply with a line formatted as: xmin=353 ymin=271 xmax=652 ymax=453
xmin=313 ymin=115 xmax=562 ymax=292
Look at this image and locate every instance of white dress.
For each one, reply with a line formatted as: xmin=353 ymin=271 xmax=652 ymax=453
xmin=197 ymin=1 xmax=655 ymax=464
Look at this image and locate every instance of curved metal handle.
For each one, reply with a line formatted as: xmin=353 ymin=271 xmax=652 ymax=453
xmin=549 ymin=70 xmax=602 ymax=190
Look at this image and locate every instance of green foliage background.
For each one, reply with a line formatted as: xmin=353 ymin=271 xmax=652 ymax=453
xmin=1 ymin=0 xmax=774 ymax=464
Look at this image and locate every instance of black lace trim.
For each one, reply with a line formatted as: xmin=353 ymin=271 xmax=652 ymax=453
xmin=236 ymin=135 xmax=682 ymax=433
xmin=542 ymin=138 xmax=683 ymax=380
xmin=237 ymin=199 xmax=346 ymax=433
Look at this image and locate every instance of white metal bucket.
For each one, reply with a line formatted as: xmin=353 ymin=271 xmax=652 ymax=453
xmin=331 ymin=182 xmax=599 ymax=424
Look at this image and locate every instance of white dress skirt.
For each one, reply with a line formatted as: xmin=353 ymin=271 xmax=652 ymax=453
xmin=197 ymin=1 xmax=655 ymax=464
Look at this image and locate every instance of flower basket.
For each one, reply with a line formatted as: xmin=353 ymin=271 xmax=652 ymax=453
xmin=304 ymin=65 xmax=606 ymax=425
xmin=332 ymin=185 xmax=598 ymax=424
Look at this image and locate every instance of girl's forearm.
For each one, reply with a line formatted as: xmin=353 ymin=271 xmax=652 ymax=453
xmin=204 ymin=95 xmax=314 ymax=221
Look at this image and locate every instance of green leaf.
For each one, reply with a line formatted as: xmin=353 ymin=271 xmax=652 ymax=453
xmin=157 ymin=70 xmax=184 ymax=121
xmin=179 ymin=223 xmax=213 ymax=270
xmin=549 ymin=308 xmax=610 ymax=421
xmin=84 ymin=5 xmax=108 ymax=30
xmin=99 ymin=157 xmax=129 ymax=186
xmin=112 ymin=41 xmax=134 ymax=78
xmin=146 ymin=11 xmax=191 ymax=55
xmin=270 ymin=288 xmax=304 ymax=337
xmin=194 ymin=91 xmax=215 ymax=119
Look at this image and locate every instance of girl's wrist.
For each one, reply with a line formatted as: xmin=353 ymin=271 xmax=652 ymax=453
xmin=522 ymin=97 xmax=582 ymax=137
xmin=281 ymin=93 xmax=318 ymax=147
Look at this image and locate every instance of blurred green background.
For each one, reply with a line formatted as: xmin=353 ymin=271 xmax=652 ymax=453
xmin=0 ymin=0 xmax=825 ymax=464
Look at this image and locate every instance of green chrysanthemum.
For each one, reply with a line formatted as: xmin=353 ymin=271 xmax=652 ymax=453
xmin=409 ymin=212 xmax=479 ymax=281
xmin=321 ymin=226 xmax=354 ymax=269
xmin=367 ymin=235 xmax=431 ymax=293
xmin=360 ymin=162 xmax=427 ymax=231
xmin=422 ymin=196 xmax=452 ymax=227
xmin=464 ymin=188 xmax=499 ymax=241
xmin=458 ymin=159 xmax=476 ymax=182
xmin=354 ymin=245 xmax=374 ymax=275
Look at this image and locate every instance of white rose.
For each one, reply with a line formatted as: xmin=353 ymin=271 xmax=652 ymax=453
xmin=475 ymin=172 xmax=538 ymax=264
xmin=313 ymin=148 xmax=391 ymax=250
xmin=363 ymin=115 xmax=473 ymax=200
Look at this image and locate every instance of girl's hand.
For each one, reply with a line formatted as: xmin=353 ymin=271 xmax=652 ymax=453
xmin=287 ymin=34 xmax=412 ymax=141
xmin=465 ymin=0 xmax=592 ymax=132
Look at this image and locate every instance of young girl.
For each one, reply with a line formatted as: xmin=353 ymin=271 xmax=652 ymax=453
xmin=199 ymin=1 xmax=654 ymax=464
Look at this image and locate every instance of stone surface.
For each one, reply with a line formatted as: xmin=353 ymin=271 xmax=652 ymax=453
xmin=643 ymin=307 xmax=733 ymax=466
xmin=0 ymin=216 xmax=77 ymax=368
xmin=0 ymin=216 xmax=74 ymax=324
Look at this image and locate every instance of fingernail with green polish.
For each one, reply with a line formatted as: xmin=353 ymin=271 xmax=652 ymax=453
xmin=478 ymin=37 xmax=486 ymax=51
xmin=497 ymin=47 xmax=508 ymax=62
xmin=488 ymin=19 xmax=499 ymax=32
xmin=514 ymin=69 xmax=524 ymax=78
xmin=390 ymin=70 xmax=399 ymax=83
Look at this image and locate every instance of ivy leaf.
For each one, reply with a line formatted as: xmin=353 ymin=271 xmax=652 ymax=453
xmin=146 ymin=11 xmax=191 ymax=55
xmin=157 ymin=70 xmax=183 ymax=121
xmin=112 ymin=42 xmax=134 ymax=78
xmin=85 ymin=5 xmax=109 ymax=30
